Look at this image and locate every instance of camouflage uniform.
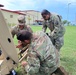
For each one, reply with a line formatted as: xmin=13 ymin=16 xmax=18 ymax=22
xmin=11 ymin=15 xmax=33 ymax=38
xmin=42 ymin=13 xmax=65 ymax=50
xmin=11 ymin=15 xmax=33 ymax=52
xmin=25 ymin=31 xmax=59 ymax=75
xmin=11 ymin=25 xmax=33 ymax=38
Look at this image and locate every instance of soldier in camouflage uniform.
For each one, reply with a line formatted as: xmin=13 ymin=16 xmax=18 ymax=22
xmin=11 ymin=15 xmax=33 ymax=49
xmin=17 ymin=30 xmax=60 ymax=75
xmin=41 ymin=9 xmax=65 ymax=51
xmin=11 ymin=15 xmax=33 ymax=38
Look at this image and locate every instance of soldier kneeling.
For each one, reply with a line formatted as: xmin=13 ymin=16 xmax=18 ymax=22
xmin=17 ymin=30 xmax=68 ymax=75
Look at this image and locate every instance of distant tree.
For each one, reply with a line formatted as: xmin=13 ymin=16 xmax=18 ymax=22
xmin=63 ymin=20 xmax=68 ymax=25
xmin=63 ymin=20 xmax=71 ymax=26
xmin=72 ymin=24 xmax=75 ymax=26
xmin=67 ymin=21 xmax=71 ymax=26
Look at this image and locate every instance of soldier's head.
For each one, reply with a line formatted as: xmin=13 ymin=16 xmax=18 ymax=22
xmin=41 ymin=9 xmax=50 ymax=20
xmin=17 ymin=30 xmax=33 ymax=45
xmin=18 ymin=15 xmax=26 ymax=30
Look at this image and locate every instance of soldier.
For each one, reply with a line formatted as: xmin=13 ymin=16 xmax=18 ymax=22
xmin=11 ymin=15 xmax=33 ymax=38
xmin=16 ymin=30 xmax=68 ymax=75
xmin=11 ymin=15 xmax=33 ymax=50
xmin=41 ymin=9 xmax=65 ymax=51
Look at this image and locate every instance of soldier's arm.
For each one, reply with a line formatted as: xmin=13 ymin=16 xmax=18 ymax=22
xmin=42 ymin=21 xmax=47 ymax=32
xmin=51 ymin=16 xmax=61 ymax=39
xmin=11 ymin=28 xmax=16 ymax=38
xmin=27 ymin=25 xmax=33 ymax=33
xmin=25 ymin=52 xmax=40 ymax=74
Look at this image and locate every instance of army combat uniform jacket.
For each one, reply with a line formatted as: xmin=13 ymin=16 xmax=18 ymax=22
xmin=42 ymin=13 xmax=65 ymax=50
xmin=25 ymin=31 xmax=59 ymax=75
xmin=11 ymin=25 xmax=33 ymax=38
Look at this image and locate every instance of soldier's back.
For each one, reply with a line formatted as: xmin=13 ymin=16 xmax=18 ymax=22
xmin=30 ymin=31 xmax=59 ymax=75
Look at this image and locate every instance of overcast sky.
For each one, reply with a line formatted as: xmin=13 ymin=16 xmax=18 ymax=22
xmin=0 ymin=0 xmax=76 ymax=23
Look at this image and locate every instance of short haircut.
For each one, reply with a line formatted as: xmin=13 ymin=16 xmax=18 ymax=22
xmin=17 ymin=30 xmax=32 ymax=41
xmin=41 ymin=9 xmax=50 ymax=15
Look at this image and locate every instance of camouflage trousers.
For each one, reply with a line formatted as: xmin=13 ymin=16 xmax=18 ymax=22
xmin=26 ymin=66 xmax=69 ymax=75
xmin=50 ymin=36 xmax=64 ymax=51
xmin=26 ymin=66 xmax=57 ymax=75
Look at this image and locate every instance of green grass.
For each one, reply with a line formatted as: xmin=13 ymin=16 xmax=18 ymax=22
xmin=14 ymin=25 xmax=76 ymax=75
xmin=60 ymin=26 xmax=76 ymax=75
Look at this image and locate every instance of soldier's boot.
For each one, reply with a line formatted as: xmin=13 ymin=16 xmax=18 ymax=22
xmin=51 ymin=66 xmax=69 ymax=75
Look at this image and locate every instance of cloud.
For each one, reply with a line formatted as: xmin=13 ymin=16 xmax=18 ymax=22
xmin=0 ymin=0 xmax=76 ymax=10
xmin=0 ymin=0 xmax=16 ymax=9
xmin=0 ymin=0 xmax=42 ymax=10
xmin=56 ymin=0 xmax=76 ymax=5
xmin=44 ymin=0 xmax=76 ymax=5
xmin=0 ymin=0 xmax=57 ymax=10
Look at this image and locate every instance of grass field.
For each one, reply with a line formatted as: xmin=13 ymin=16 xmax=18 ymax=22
xmin=14 ymin=25 xmax=76 ymax=75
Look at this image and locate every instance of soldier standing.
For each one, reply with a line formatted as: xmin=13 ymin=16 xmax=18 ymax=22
xmin=41 ymin=9 xmax=65 ymax=51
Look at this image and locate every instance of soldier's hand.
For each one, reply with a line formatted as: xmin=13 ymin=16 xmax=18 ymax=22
xmin=16 ymin=42 xmax=22 ymax=48
xmin=16 ymin=40 xmax=22 ymax=48
xmin=21 ymin=61 xmax=28 ymax=67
